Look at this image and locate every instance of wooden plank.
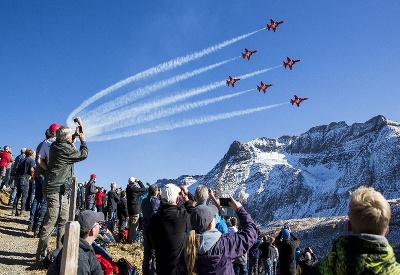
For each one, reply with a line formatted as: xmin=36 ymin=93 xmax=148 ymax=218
xmin=60 ymin=221 xmax=80 ymax=275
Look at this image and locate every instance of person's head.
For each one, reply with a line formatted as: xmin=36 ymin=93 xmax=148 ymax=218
xmin=77 ymin=210 xmax=104 ymax=243
xmin=45 ymin=129 xmax=52 ymax=139
xmin=110 ymin=182 xmax=117 ymax=190
xmin=3 ymin=145 xmax=10 ymax=152
xmin=304 ymin=252 xmax=312 ymax=261
xmin=128 ymin=177 xmax=137 ymax=184
xmin=348 ymin=185 xmax=391 ymax=235
xmin=161 ymin=183 xmax=181 ymax=205
xmin=90 ymin=174 xmax=96 ymax=180
xmin=20 ymin=148 xmax=26 ymax=154
xmin=185 ymin=205 xmax=218 ymax=273
xmin=56 ymin=126 xmax=73 ymax=142
xmin=121 ymin=191 xmax=126 ymax=198
xmin=48 ymin=123 xmax=61 ymax=137
xmin=25 ymin=148 xmax=34 ymax=157
xmin=148 ymin=184 xmax=158 ymax=197
xmin=195 ymin=185 xmax=209 ymax=204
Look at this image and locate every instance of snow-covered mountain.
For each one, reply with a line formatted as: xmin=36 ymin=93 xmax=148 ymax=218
xmin=184 ymin=115 xmax=400 ymax=226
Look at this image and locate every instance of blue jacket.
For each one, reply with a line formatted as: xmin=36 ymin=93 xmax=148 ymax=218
xmin=177 ymin=206 xmax=257 ymax=275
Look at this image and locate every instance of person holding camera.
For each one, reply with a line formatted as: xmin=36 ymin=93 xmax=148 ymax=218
xmin=35 ymin=120 xmax=89 ymax=265
xmin=275 ymin=225 xmax=300 ymax=275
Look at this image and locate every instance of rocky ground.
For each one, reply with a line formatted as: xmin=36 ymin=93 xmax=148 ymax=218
xmin=0 ymin=191 xmax=143 ymax=275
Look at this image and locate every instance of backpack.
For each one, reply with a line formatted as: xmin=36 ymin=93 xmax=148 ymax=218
xmin=42 ymin=249 xmax=61 ymax=268
xmin=117 ymin=258 xmax=136 ymax=275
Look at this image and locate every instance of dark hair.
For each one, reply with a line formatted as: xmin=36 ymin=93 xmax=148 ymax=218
xmin=148 ymin=184 xmax=158 ymax=196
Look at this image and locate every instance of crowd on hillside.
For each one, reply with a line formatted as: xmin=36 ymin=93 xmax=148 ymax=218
xmin=1 ymin=119 xmax=400 ymax=275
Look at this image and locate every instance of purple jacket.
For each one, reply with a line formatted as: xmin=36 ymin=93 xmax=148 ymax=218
xmin=176 ymin=206 xmax=257 ymax=275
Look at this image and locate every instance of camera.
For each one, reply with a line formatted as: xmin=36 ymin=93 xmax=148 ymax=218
xmin=73 ymin=118 xmax=78 ymax=123
xmin=219 ymin=197 xmax=231 ymax=207
xmin=73 ymin=117 xmax=83 ymax=133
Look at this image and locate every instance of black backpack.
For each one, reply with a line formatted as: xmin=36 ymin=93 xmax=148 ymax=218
xmin=117 ymin=258 xmax=136 ymax=275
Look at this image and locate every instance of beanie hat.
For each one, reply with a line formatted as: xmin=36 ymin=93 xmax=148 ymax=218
xmin=282 ymin=229 xmax=290 ymax=239
xmin=91 ymin=174 xmax=96 ymax=179
xmin=191 ymin=205 xmax=218 ymax=234
xmin=161 ymin=183 xmax=181 ymax=204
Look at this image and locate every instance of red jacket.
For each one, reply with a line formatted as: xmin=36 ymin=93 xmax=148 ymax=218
xmin=0 ymin=151 xmax=11 ymax=167
xmin=95 ymin=191 xmax=105 ymax=206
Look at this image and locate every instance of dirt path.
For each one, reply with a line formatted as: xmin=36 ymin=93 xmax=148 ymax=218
xmin=0 ymin=193 xmax=46 ymax=275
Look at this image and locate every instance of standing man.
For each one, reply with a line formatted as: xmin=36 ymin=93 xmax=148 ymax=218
xmin=147 ymin=183 xmax=194 ymax=275
xmin=35 ymin=122 xmax=88 ymax=265
xmin=0 ymin=145 xmax=13 ymax=189
xmin=85 ymin=174 xmax=97 ymax=210
xmin=275 ymin=226 xmax=300 ymax=275
xmin=126 ymin=176 xmax=146 ymax=243
xmin=13 ymin=148 xmax=35 ymax=216
xmin=8 ymin=148 xmax=26 ymax=206
xmin=141 ymin=184 xmax=161 ymax=275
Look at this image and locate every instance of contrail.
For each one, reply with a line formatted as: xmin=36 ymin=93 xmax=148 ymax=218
xmin=83 ymin=57 xmax=237 ymax=124
xmin=84 ymin=65 xmax=281 ymax=132
xmin=67 ymin=28 xmax=264 ymax=125
xmin=89 ymin=102 xmax=288 ymax=141
xmin=87 ymin=89 xmax=255 ymax=136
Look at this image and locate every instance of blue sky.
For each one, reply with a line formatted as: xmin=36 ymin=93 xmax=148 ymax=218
xmin=1 ymin=1 xmax=399 ymax=189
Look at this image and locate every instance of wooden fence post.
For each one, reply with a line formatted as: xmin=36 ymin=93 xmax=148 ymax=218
xmin=60 ymin=221 xmax=80 ymax=275
xmin=69 ymin=177 xmax=78 ymax=221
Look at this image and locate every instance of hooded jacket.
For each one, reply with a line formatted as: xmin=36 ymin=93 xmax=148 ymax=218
xmin=275 ymin=230 xmax=300 ymax=275
xmin=43 ymin=139 xmax=88 ymax=195
xmin=176 ymin=206 xmax=258 ymax=275
xmin=313 ymin=234 xmax=400 ymax=275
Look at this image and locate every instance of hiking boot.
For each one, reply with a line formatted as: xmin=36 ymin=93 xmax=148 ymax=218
xmin=28 ymin=223 xmax=34 ymax=232
xmin=34 ymin=225 xmax=41 ymax=238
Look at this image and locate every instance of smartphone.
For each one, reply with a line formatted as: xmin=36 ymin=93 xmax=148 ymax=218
xmin=219 ymin=197 xmax=231 ymax=207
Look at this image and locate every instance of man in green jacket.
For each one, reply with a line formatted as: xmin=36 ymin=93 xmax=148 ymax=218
xmin=314 ymin=185 xmax=400 ymax=274
xmin=36 ymin=124 xmax=88 ymax=264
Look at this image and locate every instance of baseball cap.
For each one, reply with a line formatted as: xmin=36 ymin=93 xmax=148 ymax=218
xmin=128 ymin=177 xmax=136 ymax=183
xmin=91 ymin=174 xmax=96 ymax=179
xmin=191 ymin=205 xmax=218 ymax=234
xmin=49 ymin=123 xmax=60 ymax=133
xmin=77 ymin=210 xmax=104 ymax=233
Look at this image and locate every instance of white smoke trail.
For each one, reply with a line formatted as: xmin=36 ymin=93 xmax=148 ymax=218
xmin=89 ymin=102 xmax=288 ymax=141
xmin=67 ymin=28 xmax=264 ymax=125
xmin=84 ymin=65 xmax=281 ymax=135
xmin=83 ymin=58 xmax=237 ymax=125
xmin=88 ymin=89 xmax=255 ymax=135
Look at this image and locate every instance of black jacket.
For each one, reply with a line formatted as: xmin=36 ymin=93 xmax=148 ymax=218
xmin=275 ymin=231 xmax=300 ymax=275
xmin=107 ymin=190 xmax=120 ymax=212
xmin=47 ymin=238 xmax=103 ymax=275
xmin=147 ymin=202 xmax=193 ymax=275
xmin=117 ymin=197 xmax=128 ymax=218
xmin=126 ymin=180 xmax=146 ymax=215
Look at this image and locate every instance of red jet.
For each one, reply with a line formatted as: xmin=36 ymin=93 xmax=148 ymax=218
xmin=266 ymin=19 xmax=284 ymax=32
xmin=290 ymin=95 xmax=309 ymax=107
xmin=241 ymin=48 xmax=258 ymax=60
xmin=226 ymin=76 xmax=240 ymax=87
xmin=283 ymin=56 xmax=301 ymax=70
xmin=256 ymin=81 xmax=273 ymax=93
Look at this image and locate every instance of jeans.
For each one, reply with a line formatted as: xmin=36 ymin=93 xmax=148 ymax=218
xmin=13 ymin=175 xmax=29 ymax=211
xmin=29 ymin=176 xmax=47 ymax=226
xmin=142 ymin=229 xmax=156 ymax=275
xmin=262 ymin=258 xmax=272 ymax=275
xmin=107 ymin=210 xmax=116 ymax=233
xmin=248 ymin=258 xmax=259 ymax=275
xmin=86 ymin=202 xmax=94 ymax=211
xmin=234 ymin=262 xmax=248 ymax=275
xmin=36 ymin=192 xmax=69 ymax=261
xmin=128 ymin=213 xmax=139 ymax=243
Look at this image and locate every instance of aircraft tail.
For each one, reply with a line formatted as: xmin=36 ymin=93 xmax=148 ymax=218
xmin=290 ymin=99 xmax=294 ymax=105
xmin=266 ymin=24 xmax=271 ymax=31
xmin=241 ymin=53 xmax=246 ymax=59
xmin=283 ymin=62 xmax=287 ymax=68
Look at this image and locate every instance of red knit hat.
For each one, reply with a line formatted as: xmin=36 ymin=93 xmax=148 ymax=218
xmin=91 ymin=174 xmax=96 ymax=179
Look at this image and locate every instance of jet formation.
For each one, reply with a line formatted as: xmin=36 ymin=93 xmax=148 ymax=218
xmin=225 ymin=18 xmax=308 ymax=107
